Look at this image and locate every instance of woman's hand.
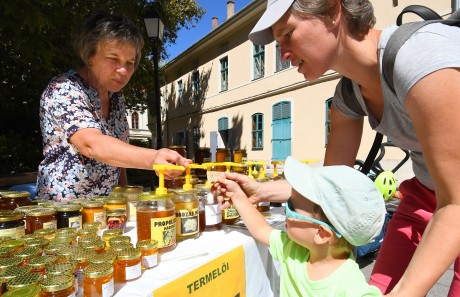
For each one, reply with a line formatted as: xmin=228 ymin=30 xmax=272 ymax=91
xmin=213 ymin=172 xmax=262 ymax=209
xmin=153 ymin=148 xmax=192 ymax=179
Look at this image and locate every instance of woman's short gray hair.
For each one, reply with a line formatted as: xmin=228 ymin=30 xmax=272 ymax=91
xmin=72 ymin=11 xmax=144 ymax=69
xmin=291 ymin=0 xmax=376 ymax=40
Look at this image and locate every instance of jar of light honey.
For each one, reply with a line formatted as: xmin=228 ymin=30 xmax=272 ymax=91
xmin=83 ymin=263 xmax=114 ymax=297
xmin=222 ymin=205 xmax=240 ymax=225
xmin=195 ymin=184 xmax=222 ymax=231
xmin=46 ymin=261 xmax=78 ymax=293
xmin=216 ymin=148 xmax=231 ymax=171
xmin=81 ymin=202 xmax=106 ymax=229
xmin=171 ymin=189 xmax=200 ymax=241
xmin=123 ymin=185 xmax=143 ymax=222
xmin=136 ymin=192 xmax=176 ymax=253
xmin=68 ymin=249 xmax=95 ymax=286
xmin=25 ymin=208 xmax=57 ymax=235
xmin=136 ymin=239 xmax=158 ymax=270
xmin=114 ymin=248 xmax=141 ymax=283
xmin=104 ymin=198 xmax=126 ymax=212
xmin=102 ymin=229 xmax=123 ymax=250
xmin=109 ymin=185 xmax=125 ymax=198
xmin=39 ymin=274 xmax=75 ymax=297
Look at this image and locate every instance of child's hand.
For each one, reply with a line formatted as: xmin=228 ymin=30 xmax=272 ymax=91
xmin=215 ymin=176 xmax=248 ymax=206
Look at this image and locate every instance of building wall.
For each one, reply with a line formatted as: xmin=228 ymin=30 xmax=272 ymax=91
xmin=161 ymin=0 xmax=450 ymax=182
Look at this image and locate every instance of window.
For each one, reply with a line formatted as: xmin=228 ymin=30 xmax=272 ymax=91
xmin=252 ymin=113 xmax=264 ymax=150
xmin=193 ymin=126 xmax=200 ymax=148
xmin=131 ymin=112 xmax=139 ymax=129
xmin=253 ymin=44 xmax=265 ymax=79
xmin=177 ymin=80 xmax=183 ymax=106
xmin=192 ymin=70 xmax=200 ymax=101
xmin=276 ymin=42 xmax=291 ymax=72
xmin=174 ymin=131 xmax=186 ymax=146
xmin=220 ymin=57 xmax=228 ymax=91
xmin=218 ymin=117 xmax=229 ymax=131
xmin=325 ymin=98 xmax=332 ymax=146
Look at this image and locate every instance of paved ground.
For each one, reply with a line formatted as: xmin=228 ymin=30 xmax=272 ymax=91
xmin=358 ymin=197 xmax=453 ymax=296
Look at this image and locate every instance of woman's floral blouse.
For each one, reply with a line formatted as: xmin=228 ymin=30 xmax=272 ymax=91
xmin=36 ymin=70 xmax=129 ymax=202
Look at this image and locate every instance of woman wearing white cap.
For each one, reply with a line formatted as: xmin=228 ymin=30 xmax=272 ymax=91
xmin=219 ymin=0 xmax=460 ymax=296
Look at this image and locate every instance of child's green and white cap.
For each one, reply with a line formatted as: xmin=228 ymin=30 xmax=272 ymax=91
xmin=284 ymin=156 xmax=386 ymax=246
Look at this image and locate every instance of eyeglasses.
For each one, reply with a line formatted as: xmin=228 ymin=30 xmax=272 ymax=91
xmin=285 ymin=198 xmax=342 ymax=238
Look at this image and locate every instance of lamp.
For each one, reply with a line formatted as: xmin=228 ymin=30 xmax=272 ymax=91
xmin=144 ymin=10 xmax=164 ymax=149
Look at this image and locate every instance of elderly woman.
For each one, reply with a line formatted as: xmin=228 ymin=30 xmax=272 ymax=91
xmin=36 ymin=12 xmax=190 ymax=202
xmin=219 ymin=0 xmax=460 ymax=296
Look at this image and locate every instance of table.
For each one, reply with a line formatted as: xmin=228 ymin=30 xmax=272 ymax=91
xmin=81 ymin=208 xmax=284 ymax=297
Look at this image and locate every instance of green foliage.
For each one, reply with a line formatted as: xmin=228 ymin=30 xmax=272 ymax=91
xmin=0 ymin=0 xmax=204 ymax=174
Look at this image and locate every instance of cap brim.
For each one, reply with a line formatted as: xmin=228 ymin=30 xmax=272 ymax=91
xmin=248 ymin=0 xmax=295 ymax=45
xmin=284 ymin=156 xmax=320 ymax=205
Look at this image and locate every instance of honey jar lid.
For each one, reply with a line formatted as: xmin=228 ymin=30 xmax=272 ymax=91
xmin=15 ymin=247 xmax=42 ymax=260
xmin=0 ymin=212 xmax=24 ymax=222
xmin=82 ymin=201 xmax=104 ymax=208
xmin=55 ymin=204 xmax=81 ymax=212
xmin=57 ymin=246 xmax=81 ymax=259
xmin=2 ymin=284 xmax=41 ymax=297
xmin=78 ymin=235 xmax=100 ymax=245
xmin=27 ymin=208 xmax=56 ymax=217
xmin=24 ymin=238 xmax=49 ymax=249
xmin=136 ymin=239 xmax=158 ymax=250
xmin=23 ymin=234 xmax=41 ymax=242
xmin=0 ymin=257 xmax=23 ymax=269
xmin=68 ymin=249 xmax=95 ymax=262
xmin=89 ymin=252 xmax=116 ymax=265
xmin=115 ymin=247 xmax=141 ymax=260
xmin=33 ymin=228 xmax=56 ymax=238
xmin=106 ymin=209 xmax=126 ymax=216
xmin=0 ymin=190 xmax=16 ymax=197
xmin=108 ymin=236 xmax=131 ymax=245
xmin=26 ymin=255 xmax=57 ymax=269
xmin=83 ymin=263 xmax=113 ymax=279
xmin=1 ymin=191 xmax=30 ymax=199
xmin=123 ymin=185 xmax=143 ymax=193
xmin=43 ymin=243 xmax=68 ymax=256
xmin=34 ymin=201 xmax=54 ymax=208
xmin=55 ymin=227 xmax=79 ymax=236
xmin=111 ymin=185 xmax=125 ymax=192
xmin=109 ymin=242 xmax=133 ymax=252
xmin=46 ymin=261 xmax=75 ymax=276
xmin=82 ymin=221 xmax=101 ymax=230
xmin=81 ymin=239 xmax=105 ymax=251
xmin=138 ymin=191 xmax=172 ymax=201
xmin=1 ymin=239 xmax=26 ymax=249
xmin=47 ymin=237 xmax=72 ymax=246
xmin=6 ymin=272 xmax=41 ymax=290
xmin=14 ymin=205 xmax=40 ymax=214
xmin=0 ymin=246 xmax=13 ymax=257
xmin=0 ymin=265 xmax=30 ymax=282
xmin=39 ymin=274 xmax=73 ymax=292
xmin=105 ymin=197 xmax=126 ymax=204
xmin=102 ymin=228 xmax=123 ymax=237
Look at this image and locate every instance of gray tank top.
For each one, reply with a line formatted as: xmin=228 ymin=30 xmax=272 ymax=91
xmin=333 ymin=23 xmax=460 ymax=190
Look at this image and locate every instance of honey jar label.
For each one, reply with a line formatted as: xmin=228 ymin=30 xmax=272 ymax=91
xmin=93 ymin=212 xmax=106 ymax=228
xmin=0 ymin=226 xmax=25 ymax=240
xmin=43 ymin=220 xmax=57 ymax=229
xmin=125 ymin=262 xmax=141 ymax=280
xmin=128 ymin=202 xmax=137 ymax=221
xmin=205 ymin=205 xmax=222 ymax=225
xmin=68 ymin=216 xmax=82 ymax=229
xmin=142 ymin=254 xmax=158 ymax=269
xmin=176 ymin=208 xmax=199 ymax=236
xmin=224 ymin=206 xmax=239 ymax=219
xmin=150 ymin=216 xmax=176 ymax=248
xmin=102 ymin=278 xmax=114 ymax=297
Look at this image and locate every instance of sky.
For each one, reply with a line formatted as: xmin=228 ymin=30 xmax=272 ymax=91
xmin=165 ymin=0 xmax=253 ymax=62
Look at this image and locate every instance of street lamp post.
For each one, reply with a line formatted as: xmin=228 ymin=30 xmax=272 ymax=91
xmin=144 ymin=10 xmax=164 ymax=149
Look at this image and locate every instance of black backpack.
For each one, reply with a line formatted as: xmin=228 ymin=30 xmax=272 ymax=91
xmin=342 ymin=5 xmax=460 ymax=175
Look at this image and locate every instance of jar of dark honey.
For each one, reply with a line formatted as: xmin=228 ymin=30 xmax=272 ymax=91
xmin=194 ymin=147 xmax=211 ymax=178
xmin=56 ymin=204 xmax=82 ymax=229
xmin=25 ymin=208 xmax=57 ymax=235
xmin=136 ymin=192 xmax=176 ymax=253
xmin=0 ymin=212 xmax=25 ymax=240
xmin=168 ymin=146 xmax=186 ymax=157
xmin=0 ymin=191 xmax=30 ymax=211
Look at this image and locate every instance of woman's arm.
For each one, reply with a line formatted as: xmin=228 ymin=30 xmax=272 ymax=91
xmin=387 ymin=68 xmax=460 ymax=296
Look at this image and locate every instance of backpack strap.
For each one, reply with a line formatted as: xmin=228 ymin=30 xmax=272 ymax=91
xmin=396 ymin=5 xmax=442 ymax=26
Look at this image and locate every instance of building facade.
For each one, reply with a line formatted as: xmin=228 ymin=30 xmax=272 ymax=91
xmin=159 ymin=0 xmax=451 ymax=181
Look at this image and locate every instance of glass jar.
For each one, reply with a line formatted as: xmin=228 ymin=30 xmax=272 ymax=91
xmin=25 ymin=208 xmax=57 ymax=235
xmin=6 ymin=272 xmax=40 ymax=291
xmin=195 ymin=184 xmax=222 ymax=231
xmin=24 ymin=238 xmax=49 ymax=249
xmin=88 ymin=253 xmax=116 ymax=266
xmin=164 ymin=177 xmax=185 ymax=190
xmin=39 ymin=274 xmax=75 ymax=297
xmin=68 ymin=249 xmax=95 ymax=287
xmin=55 ymin=204 xmax=82 ymax=229
xmin=122 ymin=185 xmax=143 ymax=222
xmin=81 ymin=202 xmax=106 ymax=228
xmin=1 ymin=239 xmax=25 ymax=253
xmin=80 ymin=239 xmax=105 ymax=254
xmin=105 ymin=209 xmax=127 ymax=231
xmin=222 ymin=205 xmax=240 ymax=225
xmin=108 ymin=243 xmax=133 ymax=254
xmin=0 ymin=191 xmax=30 ymax=211
xmin=109 ymin=185 xmax=125 ymax=198
xmin=33 ymin=228 xmax=55 ymax=240
xmin=3 ymin=284 xmax=41 ymax=297
xmin=215 ymin=148 xmax=231 ymax=171
xmin=55 ymin=247 xmax=80 ymax=263
xmin=0 ymin=247 xmax=13 ymax=259
xmin=46 ymin=261 xmax=77 ymax=293
xmin=82 ymin=221 xmax=101 ymax=232
xmin=77 ymin=228 xmax=98 ymax=243
xmin=26 ymin=256 xmax=57 ymax=275
xmin=136 ymin=192 xmax=176 ymax=253
xmin=136 ymin=239 xmax=158 ymax=270
xmin=0 ymin=266 xmax=31 ymax=295
xmin=43 ymin=244 xmax=67 ymax=257
xmin=171 ymin=189 xmax=200 ymax=241
xmin=83 ymin=263 xmax=114 ymax=297
xmin=78 ymin=235 xmax=99 ymax=247
xmin=15 ymin=247 xmax=42 ymax=266
xmin=102 ymin=229 xmax=123 ymax=250
xmin=0 ymin=258 xmax=23 ymax=276
xmin=233 ymin=149 xmax=247 ymax=174
xmin=114 ymin=248 xmax=141 ymax=283
xmin=104 ymin=198 xmax=126 ymax=212
xmin=169 ymin=145 xmax=186 ymax=157
xmin=107 ymin=236 xmax=130 ymax=247
xmin=0 ymin=212 xmax=25 ymax=240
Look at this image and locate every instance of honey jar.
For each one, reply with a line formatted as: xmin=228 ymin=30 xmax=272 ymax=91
xmin=171 ymin=189 xmax=200 ymax=241
xmin=0 ymin=212 xmax=25 ymax=240
xmin=25 ymin=208 xmax=57 ymax=235
xmin=43 ymin=243 xmax=67 ymax=257
xmin=68 ymin=249 xmax=95 ymax=286
xmin=0 ymin=247 xmax=13 ymax=259
xmin=122 ymin=185 xmax=143 ymax=222
xmin=215 ymin=148 xmax=231 ymax=171
xmin=6 ymin=272 xmax=40 ymax=292
xmin=24 ymin=238 xmax=49 ymax=249
xmin=83 ymin=263 xmax=114 ymax=297
xmin=136 ymin=239 xmax=158 ymax=270
xmin=136 ymin=192 xmax=176 ymax=253
xmin=55 ymin=246 xmax=80 ymax=263
xmin=104 ymin=198 xmax=126 ymax=212
xmin=15 ymin=247 xmax=42 ymax=266
xmin=26 ymin=256 xmax=57 ymax=275
xmin=46 ymin=261 xmax=78 ymax=293
xmin=102 ymin=229 xmax=123 ymax=250
xmin=81 ymin=202 xmax=106 ymax=228
xmin=233 ymin=149 xmax=247 ymax=173
xmin=0 ymin=239 xmax=25 ymax=253
xmin=33 ymin=228 xmax=55 ymax=241
xmin=0 ymin=191 xmax=30 ymax=211
xmin=106 ymin=209 xmax=127 ymax=231
xmin=108 ymin=243 xmax=133 ymax=254
xmin=108 ymin=236 xmax=130 ymax=247
xmin=194 ymin=147 xmax=211 ymax=178
xmin=39 ymin=274 xmax=75 ymax=297
xmin=2 ymin=284 xmax=40 ymax=297
xmin=0 ymin=266 xmax=31 ymax=295
xmin=164 ymin=177 xmax=185 ymax=190
xmin=109 ymin=185 xmax=125 ymax=198
xmin=114 ymin=248 xmax=141 ymax=283
xmin=81 ymin=239 xmax=105 ymax=254
xmin=0 ymin=258 xmax=23 ymax=273
xmin=89 ymin=253 xmax=116 ymax=266
xmin=168 ymin=145 xmax=186 ymax=157
xmin=55 ymin=204 xmax=82 ymax=229
xmin=195 ymin=184 xmax=222 ymax=231
xmin=222 ymin=205 xmax=240 ymax=225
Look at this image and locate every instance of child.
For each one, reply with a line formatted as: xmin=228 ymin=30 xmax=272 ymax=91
xmin=216 ymin=156 xmax=385 ymax=296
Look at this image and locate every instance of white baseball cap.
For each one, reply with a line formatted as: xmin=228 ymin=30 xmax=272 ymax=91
xmin=249 ymin=0 xmax=296 ymax=45
xmin=284 ymin=156 xmax=386 ymax=246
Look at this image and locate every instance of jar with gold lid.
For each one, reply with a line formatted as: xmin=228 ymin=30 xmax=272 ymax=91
xmin=107 ymin=236 xmax=130 ymax=247
xmin=78 ymin=227 xmax=98 ymax=242
xmin=46 ymin=261 xmax=77 ymax=293
xmin=102 ymin=229 xmax=123 ymax=250
xmin=26 ymin=256 xmax=57 ymax=275
xmin=106 ymin=209 xmax=127 ymax=231
xmin=54 ymin=231 xmax=77 ymax=247
xmin=78 ymin=235 xmax=99 ymax=246
xmin=81 ymin=202 xmax=106 ymax=228
xmin=43 ymin=243 xmax=67 ymax=257
xmin=6 ymin=272 xmax=41 ymax=291
xmin=171 ymin=189 xmax=200 ymax=241
xmin=136 ymin=239 xmax=158 ymax=270
xmin=0 ymin=258 xmax=22 ymax=273
xmin=195 ymin=184 xmax=222 ymax=231
xmin=0 ymin=212 xmax=25 ymax=240
xmin=108 ymin=243 xmax=133 ymax=254
xmin=82 ymin=221 xmax=101 ymax=232
xmin=104 ymin=198 xmax=126 ymax=212
xmin=109 ymin=185 xmax=125 ymax=198
xmin=233 ymin=149 xmax=248 ymax=174
xmin=136 ymin=192 xmax=176 ymax=253
xmin=114 ymin=248 xmax=141 ymax=283
xmin=56 ymin=246 xmax=80 ymax=263
xmin=2 ymin=284 xmax=40 ymax=297
xmin=15 ymin=247 xmax=42 ymax=266
xmin=39 ymin=274 xmax=75 ymax=297
xmin=0 ymin=191 xmax=30 ymax=211
xmin=123 ymin=185 xmax=143 ymax=222
xmin=22 ymin=234 xmax=41 ymax=242
xmin=81 ymin=239 xmax=105 ymax=254
xmin=26 ymin=208 xmax=56 ymax=235
xmin=89 ymin=253 xmax=116 ymax=266
xmin=55 ymin=204 xmax=82 ymax=229
xmin=68 ymin=249 xmax=95 ymax=286
xmin=47 ymin=237 xmax=72 ymax=248
xmin=0 ymin=265 xmax=31 ymax=295
xmin=33 ymin=228 xmax=55 ymax=240
xmin=1 ymin=239 xmax=25 ymax=253
xmin=194 ymin=147 xmax=211 ymax=178
xmin=215 ymin=148 xmax=231 ymax=171
xmin=0 ymin=247 xmax=13 ymax=259
xmin=24 ymin=238 xmax=49 ymax=249
xmin=83 ymin=263 xmax=114 ymax=297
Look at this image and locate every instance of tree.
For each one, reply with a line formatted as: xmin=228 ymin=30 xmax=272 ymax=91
xmin=0 ymin=0 xmax=204 ymax=174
